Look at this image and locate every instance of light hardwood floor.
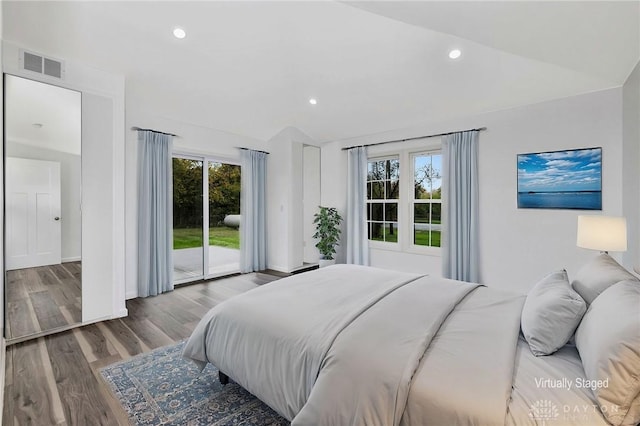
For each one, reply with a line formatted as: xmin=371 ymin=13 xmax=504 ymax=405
xmin=3 ymin=271 xmax=281 ymax=426
xmin=5 ymin=262 xmax=82 ymax=341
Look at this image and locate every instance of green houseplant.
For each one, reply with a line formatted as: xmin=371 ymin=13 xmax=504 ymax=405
xmin=313 ymin=206 xmax=343 ymax=266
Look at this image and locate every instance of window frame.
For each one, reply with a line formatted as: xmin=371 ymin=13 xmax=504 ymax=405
xmin=365 ymin=145 xmax=443 ymax=257
xmin=172 ymin=151 xmax=242 ymax=285
xmin=409 ymin=150 xmax=443 ymax=255
xmin=366 ymin=155 xmax=401 ymax=249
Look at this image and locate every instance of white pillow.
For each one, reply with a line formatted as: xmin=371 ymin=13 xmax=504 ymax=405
xmin=575 ymin=280 xmax=640 ymax=426
xmin=521 ymin=270 xmax=587 ymax=356
xmin=571 ymin=253 xmax=639 ymax=305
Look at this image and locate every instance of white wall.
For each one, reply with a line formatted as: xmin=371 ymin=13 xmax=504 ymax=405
xmin=124 ymin=109 xmax=266 ymax=299
xmin=322 ymin=88 xmax=627 ymax=294
xmin=266 ymin=128 xmax=291 ymax=271
xmin=622 ymin=61 xmax=640 ymax=272
xmin=266 ymin=126 xmax=318 ymax=272
xmin=7 ymin=141 xmax=81 ymax=261
xmin=320 ymin=140 xmax=348 ymax=263
xmin=3 ymin=40 xmax=127 ymax=321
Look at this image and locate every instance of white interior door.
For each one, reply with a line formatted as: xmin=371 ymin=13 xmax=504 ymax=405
xmin=6 ymin=157 xmax=62 ymax=270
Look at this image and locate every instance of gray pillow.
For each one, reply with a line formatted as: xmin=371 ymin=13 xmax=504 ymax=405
xmin=571 ymin=253 xmax=639 ymax=305
xmin=521 ymin=270 xmax=587 ymax=356
xmin=575 ymin=280 xmax=640 ymax=426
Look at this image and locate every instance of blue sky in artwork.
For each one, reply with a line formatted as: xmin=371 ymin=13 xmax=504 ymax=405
xmin=518 ymin=148 xmax=601 ymax=192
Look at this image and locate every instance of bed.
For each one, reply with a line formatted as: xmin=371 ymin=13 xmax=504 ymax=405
xmin=183 ymin=259 xmax=640 ymax=426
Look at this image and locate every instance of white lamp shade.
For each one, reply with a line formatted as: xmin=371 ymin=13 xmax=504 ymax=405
xmin=577 ymin=215 xmax=627 ymax=252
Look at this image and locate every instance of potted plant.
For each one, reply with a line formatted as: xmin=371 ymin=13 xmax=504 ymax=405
xmin=313 ymin=206 xmax=343 ymax=268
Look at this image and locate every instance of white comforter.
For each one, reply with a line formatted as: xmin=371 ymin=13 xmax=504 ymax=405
xmin=183 ymin=265 xmax=602 ymax=425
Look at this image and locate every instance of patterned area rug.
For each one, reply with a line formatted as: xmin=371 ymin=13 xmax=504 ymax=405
xmin=100 ymin=341 xmax=288 ymax=425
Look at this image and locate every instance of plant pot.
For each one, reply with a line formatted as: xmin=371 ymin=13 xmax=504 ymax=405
xmin=318 ymin=259 xmax=335 ymax=268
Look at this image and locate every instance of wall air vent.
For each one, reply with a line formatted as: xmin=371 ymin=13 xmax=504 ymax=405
xmin=20 ymin=50 xmax=65 ymax=79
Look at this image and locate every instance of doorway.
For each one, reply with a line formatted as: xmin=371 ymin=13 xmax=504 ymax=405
xmin=6 ymin=157 xmax=62 ymax=269
xmin=172 ymin=156 xmax=241 ymax=283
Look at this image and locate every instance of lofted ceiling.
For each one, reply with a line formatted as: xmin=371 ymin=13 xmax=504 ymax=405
xmin=348 ymin=1 xmax=640 ymax=86
xmin=3 ymin=1 xmax=639 ymax=143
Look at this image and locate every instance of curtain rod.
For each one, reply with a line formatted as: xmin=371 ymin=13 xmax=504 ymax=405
xmin=237 ymin=147 xmax=270 ymax=155
xmin=132 ymin=126 xmax=178 ymax=137
xmin=341 ymin=127 xmax=487 ymax=151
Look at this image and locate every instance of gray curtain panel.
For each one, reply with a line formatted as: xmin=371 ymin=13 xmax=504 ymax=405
xmin=347 ymin=146 xmax=369 ymax=265
xmin=137 ymin=130 xmax=174 ymax=297
xmin=240 ymin=149 xmax=267 ymax=273
xmin=442 ymin=130 xmax=480 ymax=283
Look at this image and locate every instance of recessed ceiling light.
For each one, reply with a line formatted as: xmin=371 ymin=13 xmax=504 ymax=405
xmin=309 ymin=98 xmax=317 ymax=105
xmin=32 ymin=123 xmax=43 ymax=128
xmin=449 ymin=49 xmax=462 ymax=59
xmin=173 ymin=27 xmax=186 ymax=39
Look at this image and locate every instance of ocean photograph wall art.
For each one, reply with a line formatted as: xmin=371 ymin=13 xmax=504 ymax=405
xmin=517 ymin=147 xmax=602 ymax=210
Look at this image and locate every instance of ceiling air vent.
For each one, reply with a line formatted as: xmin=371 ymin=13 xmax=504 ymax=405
xmin=20 ymin=50 xmax=65 ymax=79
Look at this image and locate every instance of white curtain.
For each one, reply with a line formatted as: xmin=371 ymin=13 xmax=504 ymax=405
xmin=137 ymin=130 xmax=174 ymax=297
xmin=240 ymin=149 xmax=267 ymax=273
xmin=347 ymin=146 xmax=369 ymax=265
xmin=442 ymin=130 xmax=480 ymax=283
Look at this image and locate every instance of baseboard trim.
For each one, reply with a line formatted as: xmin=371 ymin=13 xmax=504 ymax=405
xmin=62 ymin=257 xmax=81 ymax=263
xmin=267 ymin=264 xmax=289 ymax=273
xmin=126 ymin=291 xmax=138 ymax=300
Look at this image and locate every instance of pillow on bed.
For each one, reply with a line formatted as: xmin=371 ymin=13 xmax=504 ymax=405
xmin=521 ymin=270 xmax=586 ymax=356
xmin=571 ymin=253 xmax=638 ymax=305
xmin=575 ymin=280 xmax=640 ymax=426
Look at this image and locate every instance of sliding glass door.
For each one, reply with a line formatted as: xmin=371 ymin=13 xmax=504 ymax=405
xmin=172 ymin=155 xmax=241 ymax=284
xmin=172 ymin=158 xmax=204 ymax=281
xmin=208 ymin=162 xmax=241 ymax=276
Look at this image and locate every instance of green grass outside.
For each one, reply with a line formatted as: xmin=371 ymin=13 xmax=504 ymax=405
xmin=370 ymin=226 xmax=440 ymax=247
xmin=177 ymin=225 xmax=438 ymax=250
xmin=415 ymin=230 xmax=441 ymax=247
xmin=173 ymin=226 xmax=240 ymax=250
xmin=370 ymin=225 xmax=399 ymax=243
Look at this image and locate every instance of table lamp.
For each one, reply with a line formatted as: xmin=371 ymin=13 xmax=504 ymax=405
xmin=576 ymin=215 xmax=627 ymax=254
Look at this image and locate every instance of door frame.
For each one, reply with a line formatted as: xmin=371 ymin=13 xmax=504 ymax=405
xmin=172 ymin=151 xmax=241 ymax=285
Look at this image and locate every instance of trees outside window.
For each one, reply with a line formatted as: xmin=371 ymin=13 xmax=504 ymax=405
xmin=366 ymin=150 xmax=443 ymax=251
xmin=412 ymin=152 xmax=442 ymax=247
xmin=366 ymin=157 xmax=399 ymax=243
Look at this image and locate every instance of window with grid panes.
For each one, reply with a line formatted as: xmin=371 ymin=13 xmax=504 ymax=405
xmin=366 ymin=157 xmax=399 ymax=243
xmin=412 ymin=152 xmax=442 ymax=248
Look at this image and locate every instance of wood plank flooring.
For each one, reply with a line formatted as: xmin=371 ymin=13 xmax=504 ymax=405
xmin=5 ymin=262 xmax=82 ymax=341
xmin=3 ymin=271 xmax=281 ymax=426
